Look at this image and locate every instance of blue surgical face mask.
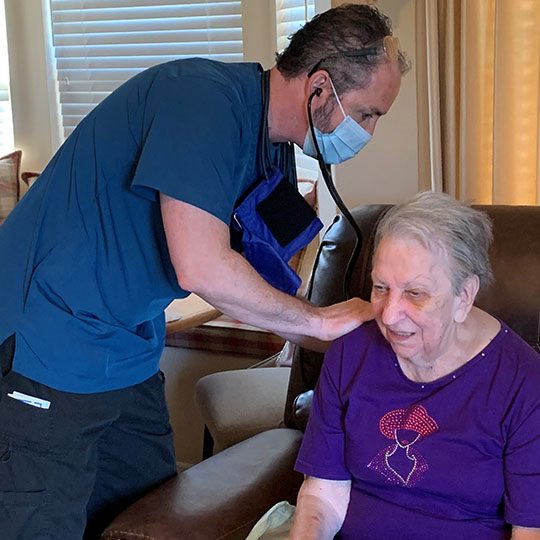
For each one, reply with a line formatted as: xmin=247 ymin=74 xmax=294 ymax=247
xmin=303 ymin=78 xmax=372 ymax=164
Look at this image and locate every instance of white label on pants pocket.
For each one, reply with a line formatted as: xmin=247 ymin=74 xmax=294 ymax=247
xmin=7 ymin=391 xmax=51 ymax=410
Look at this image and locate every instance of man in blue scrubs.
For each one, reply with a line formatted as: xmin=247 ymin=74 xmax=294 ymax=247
xmin=0 ymin=4 xmax=407 ymax=539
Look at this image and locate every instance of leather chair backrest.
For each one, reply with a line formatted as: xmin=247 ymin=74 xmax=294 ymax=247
xmin=284 ymin=204 xmax=540 ymax=431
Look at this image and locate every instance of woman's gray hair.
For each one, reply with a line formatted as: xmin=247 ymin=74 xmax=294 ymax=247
xmin=374 ymin=191 xmax=494 ymax=293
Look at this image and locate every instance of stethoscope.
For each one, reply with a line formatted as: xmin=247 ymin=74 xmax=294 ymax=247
xmin=303 ymin=36 xmax=400 ymax=300
xmin=307 ymin=88 xmax=364 ymax=300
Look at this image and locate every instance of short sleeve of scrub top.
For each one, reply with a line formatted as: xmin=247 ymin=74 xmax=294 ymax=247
xmin=131 ymin=69 xmax=252 ymax=225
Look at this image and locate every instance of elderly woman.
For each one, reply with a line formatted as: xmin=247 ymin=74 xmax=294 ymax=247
xmin=290 ymin=192 xmax=540 ymax=540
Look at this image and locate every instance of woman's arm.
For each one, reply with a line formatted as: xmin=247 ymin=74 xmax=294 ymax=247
xmin=289 ymin=476 xmax=351 ymax=540
xmin=512 ymin=527 xmax=540 ymax=539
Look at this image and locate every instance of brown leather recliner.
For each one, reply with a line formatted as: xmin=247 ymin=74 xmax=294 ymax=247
xmin=102 ymin=204 xmax=540 ymax=540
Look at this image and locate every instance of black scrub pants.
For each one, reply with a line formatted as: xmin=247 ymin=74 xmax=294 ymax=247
xmin=0 ymin=335 xmax=177 ymax=540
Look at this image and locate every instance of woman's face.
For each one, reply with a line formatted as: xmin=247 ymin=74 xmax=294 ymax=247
xmin=371 ymin=235 xmax=465 ymax=365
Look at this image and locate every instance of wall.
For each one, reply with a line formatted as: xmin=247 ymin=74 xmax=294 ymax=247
xmin=242 ymin=0 xmax=276 ymax=68
xmin=333 ymin=0 xmax=419 ymax=208
xmin=5 ymin=0 xmax=60 ymax=173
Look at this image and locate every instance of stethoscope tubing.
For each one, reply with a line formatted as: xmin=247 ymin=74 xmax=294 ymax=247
xmin=307 ymin=90 xmax=364 ymax=300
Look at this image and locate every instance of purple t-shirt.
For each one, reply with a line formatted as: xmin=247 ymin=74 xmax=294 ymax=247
xmin=295 ymin=321 xmax=540 ymax=540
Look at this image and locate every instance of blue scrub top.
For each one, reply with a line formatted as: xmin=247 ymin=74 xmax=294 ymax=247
xmin=0 ymin=58 xmax=280 ymax=393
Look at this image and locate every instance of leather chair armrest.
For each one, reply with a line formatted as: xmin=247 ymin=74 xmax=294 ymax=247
xmin=195 ymin=367 xmax=291 ymax=453
xmin=101 ymin=428 xmax=304 ymax=540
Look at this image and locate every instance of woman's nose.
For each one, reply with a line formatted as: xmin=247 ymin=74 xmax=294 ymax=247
xmin=380 ymin=296 xmax=404 ymax=326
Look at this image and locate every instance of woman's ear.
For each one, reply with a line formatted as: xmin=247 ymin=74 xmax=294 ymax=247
xmin=454 ymin=275 xmax=480 ymax=323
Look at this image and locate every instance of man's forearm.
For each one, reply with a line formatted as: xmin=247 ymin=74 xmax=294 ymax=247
xmin=185 ymin=245 xmax=370 ymax=342
xmin=185 ymin=246 xmax=319 ymax=336
xmin=161 ymin=195 xmax=373 ymax=342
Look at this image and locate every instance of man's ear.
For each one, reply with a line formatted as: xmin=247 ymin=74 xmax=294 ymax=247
xmin=309 ymin=70 xmax=329 ymax=96
xmin=454 ymin=275 xmax=480 ymax=323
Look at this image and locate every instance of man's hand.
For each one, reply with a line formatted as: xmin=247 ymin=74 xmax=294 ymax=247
xmin=279 ymin=299 xmax=374 ymax=352
xmin=318 ymin=298 xmax=374 ymax=341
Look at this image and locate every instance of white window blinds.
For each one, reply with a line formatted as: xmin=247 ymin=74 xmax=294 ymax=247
xmin=275 ymin=0 xmax=317 ymax=180
xmin=48 ymin=0 xmax=243 ymax=138
xmin=275 ymin=0 xmax=314 ymax=53
xmin=0 ymin=0 xmax=14 ymax=154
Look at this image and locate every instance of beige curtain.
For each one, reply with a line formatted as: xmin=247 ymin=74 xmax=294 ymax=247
xmin=417 ymin=0 xmax=540 ymax=204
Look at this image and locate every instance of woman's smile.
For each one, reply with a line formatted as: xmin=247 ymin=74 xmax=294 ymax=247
xmin=386 ymin=328 xmax=415 ymax=342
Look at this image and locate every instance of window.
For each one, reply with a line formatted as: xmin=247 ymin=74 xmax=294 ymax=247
xmin=0 ymin=0 xmax=14 ymax=155
xmin=275 ymin=0 xmax=314 ymax=53
xmin=48 ymin=0 xmax=243 ymax=138
xmin=275 ymin=0 xmax=318 ymax=180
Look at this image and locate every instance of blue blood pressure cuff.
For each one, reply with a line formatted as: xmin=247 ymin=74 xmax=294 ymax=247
xmin=233 ymin=169 xmax=323 ymax=295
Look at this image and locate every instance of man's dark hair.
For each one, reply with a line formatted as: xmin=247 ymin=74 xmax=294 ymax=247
xmin=275 ymin=3 xmax=410 ymax=94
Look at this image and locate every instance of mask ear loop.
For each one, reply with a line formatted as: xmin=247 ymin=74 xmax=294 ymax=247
xmin=327 ymin=77 xmax=346 ymax=120
xmin=307 ymin=89 xmax=364 ymax=300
